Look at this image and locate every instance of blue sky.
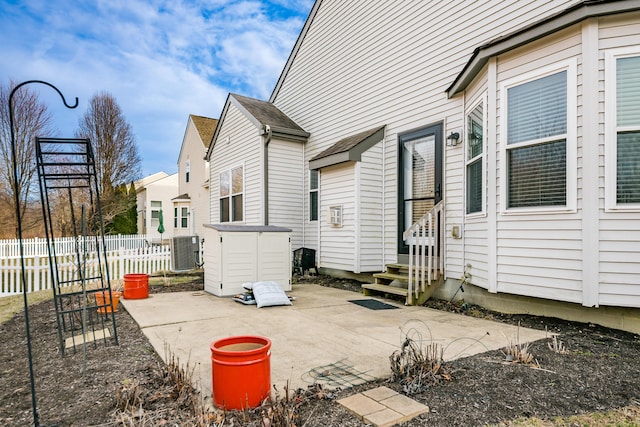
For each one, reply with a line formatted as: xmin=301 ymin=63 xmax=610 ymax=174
xmin=0 ymin=0 xmax=313 ymax=177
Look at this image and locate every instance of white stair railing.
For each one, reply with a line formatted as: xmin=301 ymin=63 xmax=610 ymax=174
xmin=402 ymin=201 xmax=444 ymax=303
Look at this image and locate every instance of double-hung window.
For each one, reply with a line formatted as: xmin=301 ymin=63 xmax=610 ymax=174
xmin=219 ymin=165 xmax=243 ymax=222
xmin=501 ymin=60 xmax=576 ymax=211
xmin=466 ymin=100 xmax=484 ymax=215
xmin=150 ymin=201 xmax=162 ymax=227
xmin=606 ymin=49 xmax=640 ymax=209
xmin=309 ymin=169 xmax=318 ymax=221
xmin=174 ymin=206 xmax=189 ymax=228
xmin=181 ymin=207 xmax=188 ymax=228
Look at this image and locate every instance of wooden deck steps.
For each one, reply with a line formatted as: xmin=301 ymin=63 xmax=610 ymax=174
xmin=361 ymin=263 xmax=441 ymax=305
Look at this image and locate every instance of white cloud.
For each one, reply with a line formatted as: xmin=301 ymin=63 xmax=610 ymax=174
xmin=0 ymin=0 xmax=312 ymax=177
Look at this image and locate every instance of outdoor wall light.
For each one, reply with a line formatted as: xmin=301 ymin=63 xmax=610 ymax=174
xmin=446 ymin=131 xmax=461 ymax=147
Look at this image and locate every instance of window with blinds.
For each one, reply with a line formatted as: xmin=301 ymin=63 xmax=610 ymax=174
xmin=616 ymin=56 xmax=640 ymax=204
xmin=506 ymin=70 xmax=568 ymax=208
xmin=466 ymin=101 xmax=484 ymax=214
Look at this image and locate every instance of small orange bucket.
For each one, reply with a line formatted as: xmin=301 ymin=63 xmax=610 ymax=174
xmin=123 ymin=273 xmax=149 ymax=299
xmin=95 ymin=291 xmax=121 ymax=314
xmin=211 ymin=336 xmax=272 ymax=410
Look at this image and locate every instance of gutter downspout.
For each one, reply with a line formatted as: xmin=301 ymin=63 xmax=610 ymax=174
xmin=261 ymin=124 xmax=272 ymax=225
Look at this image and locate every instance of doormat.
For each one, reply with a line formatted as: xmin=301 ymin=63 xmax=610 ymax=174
xmin=348 ymin=299 xmax=399 ymax=310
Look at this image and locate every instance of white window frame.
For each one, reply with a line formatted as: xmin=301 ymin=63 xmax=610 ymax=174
xmin=185 ymin=160 xmax=191 ymax=183
xmin=499 ymin=59 xmax=577 ymax=214
xmin=181 ymin=206 xmax=189 ymax=228
xmin=309 ymin=169 xmax=319 ymax=221
xmin=329 ymin=205 xmax=342 ymax=227
xmin=605 ymin=47 xmax=640 ymax=211
xmin=173 ymin=206 xmax=178 ymax=228
xmin=150 ymin=201 xmax=162 ymax=228
xmin=219 ymin=163 xmax=244 ymax=223
xmin=465 ymin=94 xmax=487 ymax=217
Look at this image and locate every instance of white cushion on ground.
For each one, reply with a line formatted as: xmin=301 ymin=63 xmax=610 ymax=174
xmin=251 ymin=281 xmax=291 ymax=308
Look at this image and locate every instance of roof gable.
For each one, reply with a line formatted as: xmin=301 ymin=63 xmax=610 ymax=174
xmin=190 ymin=115 xmax=218 ymax=148
xmin=229 ymin=93 xmax=309 ymax=139
xmin=205 ymin=93 xmax=310 ymax=161
xmin=270 ymin=0 xmax=324 ymax=102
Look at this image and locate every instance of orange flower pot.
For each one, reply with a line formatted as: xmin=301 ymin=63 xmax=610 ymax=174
xmin=96 ymin=291 xmax=122 ymax=314
xmin=211 ymin=335 xmax=272 ymax=410
xmin=123 ymin=273 xmax=149 ymax=299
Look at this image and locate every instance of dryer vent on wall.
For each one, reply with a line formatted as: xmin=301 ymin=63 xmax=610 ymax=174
xmin=172 ymin=235 xmax=200 ymax=271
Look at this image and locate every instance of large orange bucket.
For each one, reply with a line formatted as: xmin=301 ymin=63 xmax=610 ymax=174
xmin=211 ymin=335 xmax=272 ymax=410
xmin=123 ymin=273 xmax=149 ymax=299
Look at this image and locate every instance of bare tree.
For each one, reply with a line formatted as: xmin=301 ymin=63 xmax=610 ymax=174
xmin=0 ymin=81 xmax=55 ymax=234
xmin=75 ymin=91 xmax=141 ymax=225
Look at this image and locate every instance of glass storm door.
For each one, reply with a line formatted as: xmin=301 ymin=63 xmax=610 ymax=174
xmin=398 ymin=123 xmax=443 ymax=255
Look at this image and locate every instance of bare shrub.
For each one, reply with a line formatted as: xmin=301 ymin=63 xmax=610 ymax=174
xmin=547 ymin=332 xmax=570 ymax=354
xmin=390 ymin=338 xmax=451 ymax=395
xmin=115 ymin=379 xmax=143 ymax=411
xmin=501 ymin=324 xmax=540 ymax=367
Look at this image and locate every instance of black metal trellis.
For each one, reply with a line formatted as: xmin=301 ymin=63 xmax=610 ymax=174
xmin=9 ymin=80 xmax=119 ymax=427
xmin=8 ymin=80 xmax=78 ymax=427
xmin=35 ymin=137 xmax=119 ymax=356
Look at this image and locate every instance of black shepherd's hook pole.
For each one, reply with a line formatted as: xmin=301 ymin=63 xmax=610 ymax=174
xmin=9 ymin=80 xmax=78 ymax=427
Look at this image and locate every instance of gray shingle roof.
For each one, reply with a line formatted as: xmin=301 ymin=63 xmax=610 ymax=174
xmin=309 ymin=125 xmax=386 ymax=170
xmin=230 ymin=93 xmax=307 ymax=134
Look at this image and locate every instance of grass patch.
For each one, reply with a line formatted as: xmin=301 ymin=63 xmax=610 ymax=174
xmin=148 ymin=275 xmax=202 ymax=286
xmin=494 ymin=405 xmax=640 ymax=426
xmin=0 ymin=289 xmax=53 ymax=325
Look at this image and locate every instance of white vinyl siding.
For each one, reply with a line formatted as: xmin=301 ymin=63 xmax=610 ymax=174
xmin=273 ymin=0 xmax=579 ymax=277
xmin=358 ymin=145 xmax=384 ymax=272
xmin=209 ymin=104 xmax=261 ymax=224
xmin=496 ymin=216 xmax=583 ymax=303
xmin=319 ymin=164 xmax=355 ymax=271
xmin=493 ymin=28 xmax=583 ymax=304
xmin=599 ymin=12 xmax=640 ymax=307
xmin=268 ymin=138 xmax=304 ymax=250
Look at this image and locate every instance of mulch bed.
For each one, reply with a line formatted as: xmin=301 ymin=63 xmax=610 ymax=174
xmin=0 ymin=274 xmax=639 ymax=426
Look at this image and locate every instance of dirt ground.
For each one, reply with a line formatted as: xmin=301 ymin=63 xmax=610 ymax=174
xmin=1 ymin=273 xmax=639 ymax=426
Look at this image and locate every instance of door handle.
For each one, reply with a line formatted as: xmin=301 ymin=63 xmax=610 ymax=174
xmin=435 ymin=183 xmax=441 ymax=199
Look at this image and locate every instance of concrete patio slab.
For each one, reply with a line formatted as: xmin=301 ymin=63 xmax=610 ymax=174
xmin=120 ymin=284 xmax=548 ymax=410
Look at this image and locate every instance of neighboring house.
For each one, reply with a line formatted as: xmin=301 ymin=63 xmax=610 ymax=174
xmin=174 ymin=114 xmax=218 ymax=239
xmin=135 ymin=172 xmax=178 ymax=243
xmin=205 ymin=0 xmax=640 ymax=332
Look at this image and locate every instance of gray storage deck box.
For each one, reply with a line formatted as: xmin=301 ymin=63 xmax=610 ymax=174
xmin=203 ymin=224 xmax=292 ymax=296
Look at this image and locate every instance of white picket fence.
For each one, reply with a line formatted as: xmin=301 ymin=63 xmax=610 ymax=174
xmin=0 ymin=245 xmax=171 ymax=297
xmin=0 ymin=234 xmax=150 ymax=258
